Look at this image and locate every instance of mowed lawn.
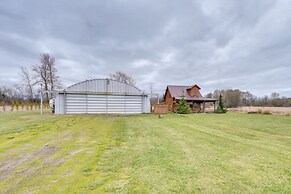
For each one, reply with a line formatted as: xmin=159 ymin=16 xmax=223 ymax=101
xmin=0 ymin=111 xmax=290 ymax=193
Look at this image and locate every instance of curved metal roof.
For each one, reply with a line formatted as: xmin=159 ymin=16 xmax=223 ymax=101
xmin=66 ymin=79 xmax=143 ymax=94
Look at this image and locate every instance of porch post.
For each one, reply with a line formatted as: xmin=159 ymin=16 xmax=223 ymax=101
xmin=213 ymin=101 xmax=216 ymax=111
xmin=203 ymin=101 xmax=205 ymax=113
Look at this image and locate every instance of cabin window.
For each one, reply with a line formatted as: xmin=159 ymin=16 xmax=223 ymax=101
xmin=194 ymin=90 xmax=197 ymax=96
xmin=194 ymin=103 xmax=198 ymax=109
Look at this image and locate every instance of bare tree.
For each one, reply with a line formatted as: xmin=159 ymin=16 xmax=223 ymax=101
xmin=13 ymin=84 xmax=25 ymax=100
xmin=33 ymin=53 xmax=62 ymax=102
xmin=46 ymin=55 xmax=62 ymax=92
xmin=33 ymin=58 xmax=49 ymax=101
xmin=270 ymin=92 xmax=279 ymax=99
xmin=19 ymin=66 xmax=35 ymax=100
xmin=205 ymin=92 xmax=213 ymax=98
xmin=0 ymin=85 xmax=23 ymax=103
xmin=109 ymin=71 xmax=136 ymax=86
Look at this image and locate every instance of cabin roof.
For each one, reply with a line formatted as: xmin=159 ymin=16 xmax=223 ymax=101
xmin=166 ymin=85 xmax=217 ymax=101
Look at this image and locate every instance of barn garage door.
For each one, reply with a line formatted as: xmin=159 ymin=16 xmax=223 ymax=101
xmin=65 ymin=94 xmax=143 ymax=114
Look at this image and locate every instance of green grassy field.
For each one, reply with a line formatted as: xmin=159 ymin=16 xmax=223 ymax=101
xmin=0 ymin=111 xmax=290 ymax=193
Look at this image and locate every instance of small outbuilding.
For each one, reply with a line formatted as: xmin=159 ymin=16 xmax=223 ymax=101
xmin=54 ymin=79 xmax=150 ymax=114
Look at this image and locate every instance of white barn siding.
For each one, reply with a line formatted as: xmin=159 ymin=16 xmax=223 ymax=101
xmin=55 ymin=79 xmax=150 ymax=114
xmin=55 ymin=94 xmax=65 ymax=114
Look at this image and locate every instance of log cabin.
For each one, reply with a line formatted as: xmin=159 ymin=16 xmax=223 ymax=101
xmin=164 ymin=85 xmax=217 ymax=112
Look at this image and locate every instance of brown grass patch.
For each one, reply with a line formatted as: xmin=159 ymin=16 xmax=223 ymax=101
xmin=228 ymin=106 xmax=291 ymax=115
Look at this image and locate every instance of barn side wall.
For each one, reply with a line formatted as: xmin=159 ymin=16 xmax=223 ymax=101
xmin=55 ymin=93 xmax=150 ymax=114
xmin=55 ymin=94 xmax=65 ymax=114
xmin=143 ymin=95 xmax=151 ymax=113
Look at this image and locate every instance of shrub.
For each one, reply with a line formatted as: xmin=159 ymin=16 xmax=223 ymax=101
xmin=15 ymin=101 xmax=20 ymax=111
xmin=44 ymin=102 xmax=49 ymax=109
xmin=11 ymin=101 xmax=15 ymax=111
xmin=29 ymin=101 xmax=34 ymax=110
xmin=1 ymin=101 xmax=6 ymax=112
xmin=177 ymin=97 xmax=191 ymax=114
xmin=262 ymin=110 xmax=271 ymax=115
xmin=216 ymin=94 xmax=227 ymax=113
xmin=25 ymin=102 xmax=30 ymax=111
xmin=34 ymin=102 xmax=38 ymax=110
xmin=21 ymin=101 xmax=25 ymax=110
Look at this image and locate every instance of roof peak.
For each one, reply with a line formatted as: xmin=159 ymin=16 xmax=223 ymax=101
xmin=167 ymin=85 xmax=191 ymax=87
xmin=167 ymin=84 xmax=200 ymax=89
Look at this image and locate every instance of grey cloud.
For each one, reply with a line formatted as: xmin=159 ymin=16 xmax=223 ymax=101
xmin=0 ymin=0 xmax=290 ymax=97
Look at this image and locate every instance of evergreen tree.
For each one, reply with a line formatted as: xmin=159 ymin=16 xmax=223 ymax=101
xmin=216 ymin=94 xmax=227 ymax=113
xmin=177 ymin=97 xmax=191 ymax=114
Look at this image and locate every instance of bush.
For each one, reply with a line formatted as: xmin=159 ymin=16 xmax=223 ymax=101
xmin=177 ymin=97 xmax=191 ymax=114
xmin=262 ymin=110 xmax=271 ymax=115
xmin=44 ymin=102 xmax=49 ymax=109
xmin=1 ymin=101 xmax=6 ymax=112
xmin=34 ymin=102 xmax=38 ymax=110
xmin=29 ymin=101 xmax=34 ymax=110
xmin=216 ymin=94 xmax=227 ymax=113
xmin=11 ymin=101 xmax=15 ymax=111
xmin=21 ymin=101 xmax=25 ymax=110
xmin=15 ymin=101 xmax=20 ymax=111
xmin=25 ymin=102 xmax=30 ymax=110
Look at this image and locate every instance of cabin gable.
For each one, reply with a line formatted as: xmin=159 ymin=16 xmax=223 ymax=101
xmin=187 ymin=85 xmax=202 ymax=97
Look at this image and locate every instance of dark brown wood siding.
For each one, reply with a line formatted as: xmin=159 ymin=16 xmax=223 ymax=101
xmin=188 ymin=86 xmax=202 ymax=97
xmin=165 ymin=88 xmax=174 ymax=111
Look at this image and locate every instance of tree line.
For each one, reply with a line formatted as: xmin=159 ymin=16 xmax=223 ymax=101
xmin=0 ymin=54 xmax=137 ymax=112
xmin=206 ymin=89 xmax=291 ymax=108
xmin=0 ymin=53 xmax=62 ymax=111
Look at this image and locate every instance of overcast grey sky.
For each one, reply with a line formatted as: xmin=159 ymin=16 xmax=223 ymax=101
xmin=0 ymin=0 xmax=291 ymax=97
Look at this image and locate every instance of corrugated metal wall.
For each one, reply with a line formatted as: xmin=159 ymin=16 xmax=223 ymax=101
xmin=66 ymin=79 xmax=142 ymax=94
xmin=55 ymin=94 xmax=65 ymax=114
xmin=55 ymin=79 xmax=150 ymax=114
xmin=65 ymin=94 xmax=144 ymax=114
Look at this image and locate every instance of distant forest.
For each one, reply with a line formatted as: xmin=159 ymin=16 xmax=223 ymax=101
xmin=1 ymin=85 xmax=291 ymax=110
xmin=206 ymin=89 xmax=291 ymax=108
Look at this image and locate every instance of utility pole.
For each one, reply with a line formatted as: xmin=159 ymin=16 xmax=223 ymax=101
xmin=40 ymin=83 xmax=43 ymax=115
xmin=150 ymin=82 xmax=153 ymax=97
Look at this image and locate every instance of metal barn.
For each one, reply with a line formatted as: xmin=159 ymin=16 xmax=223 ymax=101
xmin=54 ymin=79 xmax=150 ymax=114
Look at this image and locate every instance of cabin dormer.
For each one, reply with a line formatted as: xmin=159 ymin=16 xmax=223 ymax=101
xmin=187 ymin=85 xmax=202 ymax=97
